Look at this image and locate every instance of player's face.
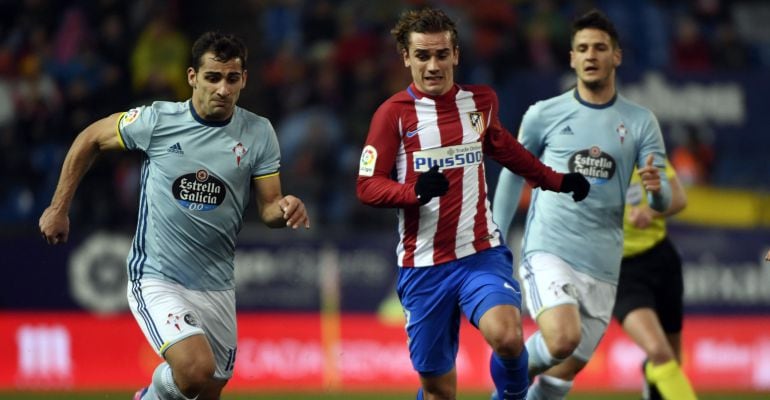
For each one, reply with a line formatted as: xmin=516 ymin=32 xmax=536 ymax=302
xmin=570 ymin=28 xmax=621 ymax=90
xmin=403 ymin=31 xmax=459 ymax=96
xmin=188 ymin=52 xmax=247 ymax=121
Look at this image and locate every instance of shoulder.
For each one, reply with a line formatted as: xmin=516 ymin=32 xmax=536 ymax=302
xmin=458 ymin=84 xmax=494 ymax=95
xmin=234 ymin=107 xmax=279 ymax=142
xmin=124 ymin=101 xmax=187 ymax=125
xmin=374 ymin=90 xmax=413 ymax=116
xmin=235 ymin=106 xmax=271 ymax=127
xmin=459 ymin=84 xmax=497 ymax=102
xmin=524 ymin=90 xmax=572 ymax=121
xmin=615 ymin=94 xmax=657 ymax=121
xmin=147 ymin=100 xmax=188 ymax=116
xmin=120 ymin=101 xmax=184 ymax=130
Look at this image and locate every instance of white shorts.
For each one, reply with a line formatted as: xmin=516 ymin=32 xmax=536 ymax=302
xmin=127 ymin=278 xmax=237 ymax=379
xmin=518 ymin=252 xmax=617 ymax=362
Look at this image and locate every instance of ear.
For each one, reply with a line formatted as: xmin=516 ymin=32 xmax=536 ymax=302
xmin=241 ymin=69 xmax=248 ymax=88
xmin=569 ymin=50 xmax=576 ymax=70
xmin=402 ymin=49 xmax=410 ymax=68
xmin=453 ymin=47 xmax=459 ymax=67
xmin=614 ymin=48 xmax=622 ymax=68
xmin=187 ymin=67 xmax=196 ymax=89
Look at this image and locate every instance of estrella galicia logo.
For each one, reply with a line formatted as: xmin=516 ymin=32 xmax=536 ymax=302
xmin=568 ymin=146 xmax=616 ymax=185
xmin=172 ymin=169 xmax=226 ymax=211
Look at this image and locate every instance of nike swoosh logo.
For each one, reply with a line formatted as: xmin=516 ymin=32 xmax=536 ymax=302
xmin=503 ymin=282 xmax=519 ymax=293
xmin=406 ymin=129 xmax=419 ymax=138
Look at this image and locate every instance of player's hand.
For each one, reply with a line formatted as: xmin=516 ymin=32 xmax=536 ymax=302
xmin=560 ymin=172 xmax=590 ymax=202
xmin=638 ymin=154 xmax=661 ymax=193
xmin=415 ymin=165 xmax=449 ymax=205
xmin=279 ymin=195 xmax=310 ymax=229
xmin=627 ymin=206 xmax=653 ymax=229
xmin=39 ymin=207 xmax=70 ymax=245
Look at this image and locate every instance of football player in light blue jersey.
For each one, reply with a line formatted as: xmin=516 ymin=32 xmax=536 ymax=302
xmin=40 ymin=32 xmax=310 ymax=400
xmin=492 ymin=10 xmax=671 ymax=399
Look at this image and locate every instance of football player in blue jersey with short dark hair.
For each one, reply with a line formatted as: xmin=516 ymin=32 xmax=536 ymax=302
xmin=40 ymin=31 xmax=310 ymax=400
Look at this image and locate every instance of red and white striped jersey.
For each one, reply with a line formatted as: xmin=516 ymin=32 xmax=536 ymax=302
xmin=357 ymin=83 xmax=563 ymax=267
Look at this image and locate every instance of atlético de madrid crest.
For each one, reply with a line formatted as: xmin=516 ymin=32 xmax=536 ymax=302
xmin=469 ymin=112 xmax=485 ymax=134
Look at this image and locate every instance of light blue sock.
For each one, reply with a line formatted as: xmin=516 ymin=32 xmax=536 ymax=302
xmin=527 ymin=375 xmax=573 ymax=400
xmin=490 ymin=350 xmax=529 ymax=400
xmin=525 ymin=331 xmax=565 ymax=378
xmin=416 ymin=387 xmax=424 ymax=400
xmin=143 ymin=362 xmax=198 ymax=400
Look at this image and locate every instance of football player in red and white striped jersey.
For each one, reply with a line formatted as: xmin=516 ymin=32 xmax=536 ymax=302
xmin=356 ymin=8 xmax=589 ymax=400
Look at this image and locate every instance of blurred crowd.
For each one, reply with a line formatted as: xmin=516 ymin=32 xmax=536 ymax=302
xmin=1 ymin=0 xmax=767 ymax=233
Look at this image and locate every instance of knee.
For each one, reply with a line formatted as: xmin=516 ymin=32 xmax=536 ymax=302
xmin=488 ymin=328 xmax=525 ymax=357
xmin=174 ymin=360 xmax=216 ymax=396
xmin=544 ymin=332 xmax=580 ymax=360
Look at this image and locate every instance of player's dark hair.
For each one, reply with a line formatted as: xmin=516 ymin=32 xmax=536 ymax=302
xmin=571 ymin=9 xmax=620 ymax=49
xmin=391 ymin=8 xmax=459 ymax=54
xmin=191 ymin=31 xmax=248 ymax=71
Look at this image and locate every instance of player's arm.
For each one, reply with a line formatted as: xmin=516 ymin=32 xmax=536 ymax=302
xmin=39 ymin=112 xmax=125 ymax=245
xmin=253 ymin=174 xmax=310 ymax=229
xmin=483 ymin=98 xmax=562 ymax=192
xmin=638 ymin=115 xmax=672 ymax=212
xmin=356 ymin=104 xmax=424 ymax=208
xmin=628 ymin=163 xmax=686 ymax=228
xmin=483 ymin=95 xmax=589 ymax=202
xmin=492 ymin=168 xmax=525 ymax=238
xmin=648 ymin=168 xmax=686 ymax=217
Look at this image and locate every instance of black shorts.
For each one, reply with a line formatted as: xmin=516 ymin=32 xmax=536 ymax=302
xmin=612 ymin=236 xmax=684 ymax=333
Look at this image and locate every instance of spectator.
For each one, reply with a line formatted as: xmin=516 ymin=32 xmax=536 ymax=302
xmin=130 ymin=12 xmax=190 ymax=101
xmin=671 ymin=15 xmax=712 ymax=72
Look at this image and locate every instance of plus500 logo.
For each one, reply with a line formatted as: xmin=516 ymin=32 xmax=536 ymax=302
xmin=413 ymin=143 xmax=483 ymax=172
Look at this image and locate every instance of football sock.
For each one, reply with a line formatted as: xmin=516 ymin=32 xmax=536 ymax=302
xmin=645 ymin=359 xmax=697 ymax=400
xmin=525 ymin=331 xmax=566 ymax=378
xmin=144 ymin=362 xmax=199 ymax=400
xmin=490 ymin=350 xmax=529 ymax=400
xmin=526 ymin=375 xmax=573 ymax=400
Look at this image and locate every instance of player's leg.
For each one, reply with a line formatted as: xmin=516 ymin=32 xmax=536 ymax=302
xmin=198 ymin=379 xmax=228 ymax=400
xmin=528 ymin=317 xmax=604 ymax=399
xmin=614 ymin=244 xmax=666 ymax=400
xmin=643 ymin=239 xmax=696 ymax=400
xmin=190 ymin=287 xmax=238 ymax=400
xmin=128 ymin=279 xmax=215 ymax=400
xmin=518 ymin=253 xmax=582 ymax=378
xmin=163 ymin=334 xmax=217 ymax=397
xmin=623 ymin=308 xmax=676 ymax=362
xmin=463 ymin=246 xmax=528 ymax=400
xmin=479 ymin=305 xmax=528 ymax=400
xmin=666 ymin=332 xmax=682 ymax=363
xmin=620 ymin=308 xmax=673 ymax=400
xmin=397 ymin=263 xmax=463 ymax=399
xmin=526 ymin=356 xmax=585 ymax=400
xmin=529 ymin=269 xmax=616 ymax=400
xmin=418 ymin=368 xmax=457 ymax=400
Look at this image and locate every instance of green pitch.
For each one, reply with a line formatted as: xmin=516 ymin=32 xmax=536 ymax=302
xmin=2 ymin=392 xmax=769 ymax=399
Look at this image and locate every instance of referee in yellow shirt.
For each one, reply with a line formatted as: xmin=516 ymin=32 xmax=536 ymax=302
xmin=612 ymin=160 xmax=697 ymax=400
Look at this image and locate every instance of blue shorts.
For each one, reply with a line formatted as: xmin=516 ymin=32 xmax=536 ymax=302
xmin=396 ymin=245 xmax=522 ymax=376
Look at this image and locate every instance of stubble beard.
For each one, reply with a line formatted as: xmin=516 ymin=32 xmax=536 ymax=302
xmin=582 ymin=76 xmax=607 ymax=92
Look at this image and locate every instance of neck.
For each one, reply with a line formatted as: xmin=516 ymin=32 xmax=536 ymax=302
xmin=576 ymin=79 xmax=616 ymax=105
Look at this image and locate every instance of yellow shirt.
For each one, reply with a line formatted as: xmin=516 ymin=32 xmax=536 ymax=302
xmin=623 ymin=160 xmax=677 ymax=257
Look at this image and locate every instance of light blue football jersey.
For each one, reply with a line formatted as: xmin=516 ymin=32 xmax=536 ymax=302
xmin=117 ymin=100 xmax=280 ymax=290
xmin=493 ymin=90 xmax=670 ymax=282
